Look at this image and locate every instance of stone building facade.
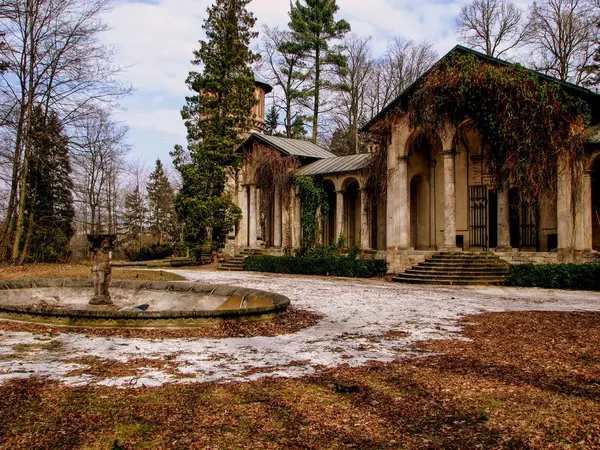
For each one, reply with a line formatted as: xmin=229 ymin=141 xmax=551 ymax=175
xmin=228 ymin=47 xmax=600 ymax=273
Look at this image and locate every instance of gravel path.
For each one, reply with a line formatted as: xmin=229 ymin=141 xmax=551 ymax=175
xmin=1 ymin=270 xmax=599 ymax=388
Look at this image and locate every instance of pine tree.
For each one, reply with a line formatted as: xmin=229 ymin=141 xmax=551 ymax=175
xmin=172 ymin=0 xmax=257 ymax=257
xmin=147 ymin=159 xmax=175 ymax=243
xmin=264 ymin=105 xmax=279 ymax=135
xmin=286 ymin=0 xmax=350 ymax=143
xmin=124 ymin=185 xmax=147 ymax=251
xmin=26 ymin=107 xmax=74 ymax=263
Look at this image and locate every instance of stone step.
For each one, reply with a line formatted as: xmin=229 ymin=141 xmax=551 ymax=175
xmin=392 ymin=276 xmax=504 ymax=286
xmin=407 ymin=267 xmax=509 ymax=276
xmin=217 ymin=267 xmax=245 ymax=272
xmin=419 ymin=261 xmax=509 ymax=270
xmin=398 ymin=272 xmax=506 ymax=281
xmin=427 ymin=256 xmax=505 ymax=264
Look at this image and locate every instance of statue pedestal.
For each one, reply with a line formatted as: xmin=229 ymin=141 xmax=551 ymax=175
xmin=87 ymin=234 xmax=116 ymax=306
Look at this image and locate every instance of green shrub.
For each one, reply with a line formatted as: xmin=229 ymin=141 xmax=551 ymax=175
xmin=128 ymin=243 xmax=174 ymax=262
xmin=506 ymin=264 xmax=600 ymax=291
xmin=243 ymin=255 xmax=387 ymax=278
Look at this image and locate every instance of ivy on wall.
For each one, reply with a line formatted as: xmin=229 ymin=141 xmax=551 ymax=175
xmin=295 ymin=176 xmax=329 ymax=248
xmin=405 ymin=53 xmax=590 ymax=207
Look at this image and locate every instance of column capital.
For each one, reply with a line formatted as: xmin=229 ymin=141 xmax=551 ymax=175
xmin=397 ymin=155 xmax=409 ymax=163
xmin=442 ymin=149 xmax=456 ymax=158
xmin=335 ymin=189 xmax=345 ymax=194
xmin=583 ymin=169 xmax=592 ymax=178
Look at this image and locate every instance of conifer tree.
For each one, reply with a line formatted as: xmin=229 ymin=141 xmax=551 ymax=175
xmin=286 ymin=0 xmax=350 ymax=143
xmin=147 ymin=159 xmax=175 ymax=243
xmin=26 ymin=107 xmax=74 ymax=263
xmin=172 ymin=0 xmax=258 ymax=257
xmin=124 ymin=185 xmax=147 ymax=251
xmin=264 ymin=105 xmax=279 ymax=135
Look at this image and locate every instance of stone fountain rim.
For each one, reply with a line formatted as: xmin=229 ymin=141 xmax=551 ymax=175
xmin=0 ymin=278 xmax=290 ymax=321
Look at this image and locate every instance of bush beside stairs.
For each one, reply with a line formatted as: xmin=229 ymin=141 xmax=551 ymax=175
xmin=218 ymin=248 xmax=265 ymax=271
xmin=393 ymin=252 xmax=510 ymax=285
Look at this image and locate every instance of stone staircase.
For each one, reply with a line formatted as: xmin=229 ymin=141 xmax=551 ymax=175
xmin=392 ymin=252 xmax=510 ymax=286
xmin=218 ymin=248 xmax=265 ymax=272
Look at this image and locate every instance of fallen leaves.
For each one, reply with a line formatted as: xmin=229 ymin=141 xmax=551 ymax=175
xmin=0 ymin=311 xmax=599 ymax=449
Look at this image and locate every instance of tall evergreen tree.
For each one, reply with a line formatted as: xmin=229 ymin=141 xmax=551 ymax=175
xmin=264 ymin=105 xmax=279 ymax=135
xmin=172 ymin=0 xmax=258 ymax=257
xmin=26 ymin=107 xmax=74 ymax=263
xmin=286 ymin=0 xmax=350 ymax=143
xmin=124 ymin=185 xmax=147 ymax=251
xmin=147 ymin=159 xmax=175 ymax=243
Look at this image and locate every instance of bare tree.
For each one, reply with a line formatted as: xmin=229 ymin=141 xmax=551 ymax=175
xmin=364 ymin=39 xmax=438 ymax=119
xmin=0 ymin=0 xmax=128 ymax=263
xmin=257 ymin=26 xmax=312 ymax=138
xmin=70 ymin=108 xmax=129 ymax=235
xmin=332 ymin=34 xmax=373 ymax=154
xmin=526 ymin=0 xmax=597 ymax=84
xmin=457 ymin=0 xmax=527 ymax=58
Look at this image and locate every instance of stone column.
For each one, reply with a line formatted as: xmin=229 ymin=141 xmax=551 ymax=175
xmin=292 ymin=188 xmax=302 ymax=248
xmin=398 ymin=156 xmax=411 ymax=249
xmin=386 ymin=150 xmax=399 ymax=250
xmin=273 ymin=187 xmax=282 ymax=248
xmin=360 ymin=188 xmax=370 ymax=249
xmin=335 ymin=189 xmax=344 ymax=241
xmin=442 ymin=150 xmax=459 ymax=251
xmin=497 ymin=188 xmax=512 ymax=251
xmin=557 ymin=153 xmax=573 ymax=250
xmin=574 ymin=169 xmax=593 ymax=251
xmin=238 ymin=185 xmax=248 ymax=247
xmin=429 ymin=161 xmax=437 ymax=249
xmin=248 ymin=184 xmax=257 ymax=248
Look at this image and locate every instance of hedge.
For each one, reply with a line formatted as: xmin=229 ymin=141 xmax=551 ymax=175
xmin=505 ymin=264 xmax=600 ymax=291
xmin=243 ymin=255 xmax=388 ymax=278
xmin=128 ymin=243 xmax=174 ymax=262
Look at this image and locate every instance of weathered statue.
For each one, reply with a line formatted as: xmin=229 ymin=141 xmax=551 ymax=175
xmin=88 ymin=234 xmax=116 ymax=305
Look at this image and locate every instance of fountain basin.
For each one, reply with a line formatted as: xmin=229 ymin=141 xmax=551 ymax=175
xmin=0 ymin=279 xmax=290 ymax=328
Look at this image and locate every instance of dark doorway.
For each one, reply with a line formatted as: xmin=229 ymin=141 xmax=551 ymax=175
xmin=469 ymin=185 xmax=488 ymax=248
xmin=323 ymin=181 xmax=336 ymax=245
xmin=509 ymin=188 xmax=520 ymax=249
xmin=488 ymin=190 xmax=498 ymax=249
xmin=593 ymin=157 xmax=600 ymax=250
xmin=508 ymin=188 xmax=539 ymax=250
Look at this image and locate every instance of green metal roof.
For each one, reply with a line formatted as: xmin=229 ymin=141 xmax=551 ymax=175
xmin=294 ymin=153 xmax=373 ymax=177
xmin=361 ymin=45 xmax=600 ymax=132
xmin=248 ymin=133 xmax=336 ymax=160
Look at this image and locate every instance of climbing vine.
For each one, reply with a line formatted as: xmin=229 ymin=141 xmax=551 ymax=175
xmin=406 ymin=53 xmax=590 ymax=207
xmin=245 ymin=145 xmax=300 ymax=205
xmin=363 ymin=128 xmax=391 ymax=204
xmin=294 ymin=176 xmax=329 ymax=249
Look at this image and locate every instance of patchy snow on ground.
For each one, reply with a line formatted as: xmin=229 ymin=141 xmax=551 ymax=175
xmin=1 ymin=270 xmax=599 ymax=388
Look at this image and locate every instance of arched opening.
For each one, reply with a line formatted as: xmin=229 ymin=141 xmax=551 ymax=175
xmin=343 ymin=178 xmax=360 ymax=248
xmin=593 ymin=156 xmax=600 ymax=250
xmin=410 ymin=174 xmax=429 ymax=249
xmin=323 ymin=180 xmax=336 ymax=245
xmin=406 ymin=131 xmax=438 ymax=249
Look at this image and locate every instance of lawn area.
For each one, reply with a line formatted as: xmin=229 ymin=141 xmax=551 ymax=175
xmin=0 ymin=310 xmax=598 ymax=449
xmin=0 ymin=263 xmax=185 ymax=281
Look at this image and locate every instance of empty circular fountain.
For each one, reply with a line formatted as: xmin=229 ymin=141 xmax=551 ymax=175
xmin=0 ymin=279 xmax=290 ymax=328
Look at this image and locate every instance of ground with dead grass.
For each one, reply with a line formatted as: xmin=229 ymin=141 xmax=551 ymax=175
xmin=0 ymin=263 xmax=185 ymax=281
xmin=0 ymin=311 xmax=598 ymax=449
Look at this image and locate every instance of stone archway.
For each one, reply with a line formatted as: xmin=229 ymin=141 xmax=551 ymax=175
xmin=323 ymin=180 xmax=336 ymax=245
xmin=593 ymin=155 xmax=600 ymax=250
xmin=410 ymin=174 xmax=429 ymax=249
xmin=343 ymin=178 xmax=361 ymax=248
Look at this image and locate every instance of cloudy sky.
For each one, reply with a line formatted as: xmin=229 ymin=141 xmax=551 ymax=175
xmin=101 ymin=0 xmax=531 ymax=167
